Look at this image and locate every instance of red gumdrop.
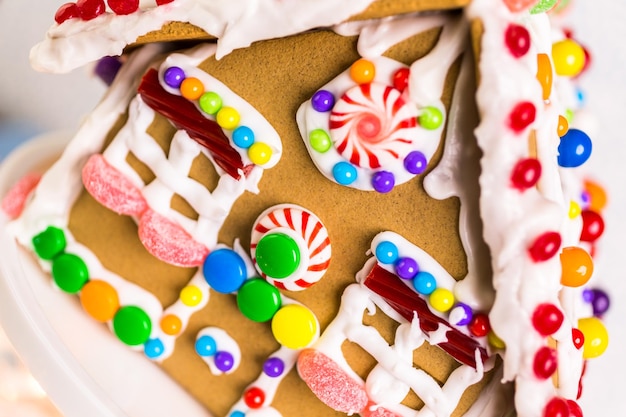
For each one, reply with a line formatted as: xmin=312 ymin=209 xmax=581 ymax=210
xmin=297 ymin=349 xmax=368 ymax=414
xmin=580 ymin=210 xmax=604 ymax=242
xmin=532 ymin=303 xmax=564 ymax=336
xmin=533 ymin=346 xmax=558 ymax=379
xmin=528 ymin=231 xmax=562 ymax=262
xmin=505 ymin=24 xmax=531 ymax=58
xmin=572 ymin=328 xmax=585 ymax=349
xmin=1 ymin=173 xmax=41 ymax=220
xmin=138 ymin=209 xmax=209 ymax=268
xmin=544 ymin=397 xmax=570 ymax=417
xmin=360 ymin=402 xmax=401 ymax=417
xmin=468 ymin=313 xmax=491 ymax=337
xmin=511 ymin=158 xmax=542 ymax=191
xmin=55 ymin=2 xmax=80 ymax=24
xmin=76 ymin=0 xmax=106 ymax=20
xmin=107 ymin=0 xmax=139 ymax=15
xmin=82 ymin=154 xmax=148 ymax=216
xmin=567 ymin=400 xmax=583 ymax=417
xmin=156 ymin=0 xmax=174 ymax=4
xmin=243 ymin=387 xmax=265 ymax=409
xmin=392 ymin=68 xmax=410 ymax=92
xmin=509 ymin=101 xmax=536 ymax=132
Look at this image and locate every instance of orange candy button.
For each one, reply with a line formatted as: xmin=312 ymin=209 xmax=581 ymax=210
xmin=584 ymin=179 xmax=608 ymax=212
xmin=80 ymin=280 xmax=120 ymax=322
xmin=536 ymin=53 xmax=553 ymax=101
xmin=557 ymin=115 xmax=569 ymax=137
xmin=160 ymin=314 xmax=183 ymax=336
xmin=560 ymin=246 xmax=594 ymax=287
xmin=350 ymin=59 xmax=376 ymax=85
xmin=180 ymin=77 xmax=205 ymax=101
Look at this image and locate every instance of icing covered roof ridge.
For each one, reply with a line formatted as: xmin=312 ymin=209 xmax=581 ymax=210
xmin=33 ymin=0 xmax=473 ymax=74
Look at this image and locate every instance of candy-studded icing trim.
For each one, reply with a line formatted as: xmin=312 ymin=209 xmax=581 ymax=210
xmin=297 ymin=57 xmax=444 ymax=193
xmin=157 ymin=60 xmax=282 ymax=171
xmin=467 ymin=0 xmax=607 ymax=415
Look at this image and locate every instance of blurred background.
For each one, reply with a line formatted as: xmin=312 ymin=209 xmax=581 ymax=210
xmin=0 ymin=0 xmax=624 ymax=415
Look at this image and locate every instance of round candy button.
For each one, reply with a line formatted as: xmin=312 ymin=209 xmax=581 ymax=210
xmin=375 ymin=240 xmax=398 ymax=265
xmin=577 ymin=317 xmax=608 ymax=359
xmin=195 ymin=335 xmax=217 ymax=357
xmin=203 ymin=249 xmax=247 ymax=293
xmin=144 ymin=338 xmax=165 ymax=359
xmin=51 ymin=253 xmax=89 ymax=294
xmin=113 ymin=306 xmax=152 ymax=346
xmin=271 ymin=304 xmax=317 ymax=349
xmin=255 ymin=233 xmax=300 ymax=279
xmin=80 ymin=280 xmax=119 ymax=322
xmin=237 ymin=278 xmax=281 ymax=322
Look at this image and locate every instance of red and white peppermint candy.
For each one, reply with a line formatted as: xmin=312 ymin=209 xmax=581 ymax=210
xmin=329 ymin=83 xmax=419 ymax=170
xmin=251 ymin=204 xmax=331 ymax=291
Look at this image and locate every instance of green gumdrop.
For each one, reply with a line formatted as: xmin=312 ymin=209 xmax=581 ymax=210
xmin=237 ymin=278 xmax=282 ymax=322
xmin=51 ymin=253 xmax=89 ymax=294
xmin=32 ymin=226 xmax=66 ymax=260
xmin=113 ymin=306 xmax=152 ymax=346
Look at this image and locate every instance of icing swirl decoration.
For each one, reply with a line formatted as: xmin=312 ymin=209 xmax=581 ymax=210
xmin=251 ymin=204 xmax=331 ymax=291
xmin=329 ymin=83 xmax=419 ymax=170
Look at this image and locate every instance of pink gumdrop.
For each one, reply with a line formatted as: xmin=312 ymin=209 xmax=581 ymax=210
xmin=138 ymin=209 xmax=209 ymax=267
xmin=503 ymin=0 xmax=536 ymax=12
xmin=82 ymin=154 xmax=148 ymax=216
xmin=1 ymin=173 xmax=42 ymax=219
xmin=360 ymin=402 xmax=402 ymax=417
xmin=297 ymin=349 xmax=368 ymax=414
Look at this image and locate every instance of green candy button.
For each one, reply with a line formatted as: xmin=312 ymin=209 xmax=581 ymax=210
xmin=32 ymin=226 xmax=66 ymax=260
xmin=255 ymin=233 xmax=300 ymax=279
xmin=418 ymin=106 xmax=443 ymax=130
xmin=113 ymin=306 xmax=152 ymax=346
xmin=237 ymin=278 xmax=282 ymax=322
xmin=51 ymin=253 xmax=88 ymax=294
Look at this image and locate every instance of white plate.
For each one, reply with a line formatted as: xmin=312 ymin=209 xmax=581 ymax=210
xmin=0 ymin=133 xmax=210 ymax=417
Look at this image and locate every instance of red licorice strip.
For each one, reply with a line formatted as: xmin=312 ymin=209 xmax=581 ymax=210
xmin=363 ymin=264 xmax=488 ymax=368
xmin=138 ymin=69 xmax=245 ymax=179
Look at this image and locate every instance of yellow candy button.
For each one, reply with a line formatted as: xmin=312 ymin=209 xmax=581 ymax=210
xmin=216 ymin=107 xmax=240 ymax=130
xmin=271 ymin=304 xmax=317 ymax=349
xmin=568 ymin=201 xmax=581 ymax=219
xmin=248 ymin=142 xmax=273 ymax=165
xmin=180 ymin=285 xmax=203 ymax=307
xmin=552 ymin=39 xmax=585 ymax=77
xmin=578 ymin=317 xmax=608 ymax=359
xmin=429 ymin=288 xmax=455 ymax=312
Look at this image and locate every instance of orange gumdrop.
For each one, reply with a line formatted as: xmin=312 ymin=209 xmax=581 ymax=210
xmin=584 ymin=180 xmax=608 ymax=212
xmin=557 ymin=115 xmax=569 ymax=137
xmin=80 ymin=280 xmax=120 ymax=322
xmin=536 ymin=53 xmax=553 ymax=101
xmin=560 ymin=246 xmax=594 ymax=287
xmin=160 ymin=314 xmax=183 ymax=336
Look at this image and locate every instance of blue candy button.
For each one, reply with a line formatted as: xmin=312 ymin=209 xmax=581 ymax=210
xmin=203 ymin=249 xmax=247 ymax=293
